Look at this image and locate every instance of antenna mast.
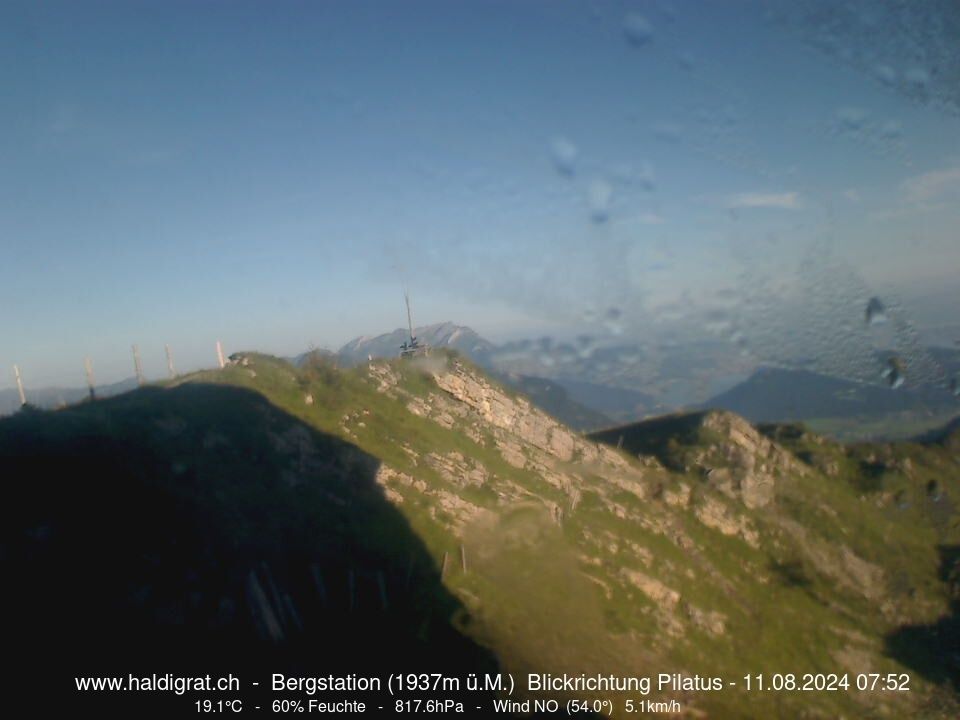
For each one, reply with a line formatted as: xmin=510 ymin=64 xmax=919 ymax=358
xmin=405 ymin=292 xmax=415 ymax=343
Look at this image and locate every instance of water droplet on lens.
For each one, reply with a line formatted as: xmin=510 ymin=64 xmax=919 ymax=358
xmin=677 ymin=51 xmax=695 ymax=70
xmin=875 ymin=64 xmax=897 ymax=85
xmin=623 ymin=13 xmax=654 ymax=47
xmin=881 ymin=357 xmax=905 ymax=389
xmin=638 ymin=162 xmax=656 ymax=192
xmin=837 ymin=106 xmax=868 ymax=130
xmin=905 ymin=67 xmax=930 ymax=92
xmin=865 ymin=297 xmax=887 ymax=325
xmin=653 ymin=123 xmax=682 ymax=144
xmin=550 ymin=136 xmax=578 ymax=177
xmin=587 ymin=179 xmax=614 ymax=223
xmin=878 ymin=120 xmax=902 ymax=139
xmin=602 ymin=307 xmax=624 ymax=335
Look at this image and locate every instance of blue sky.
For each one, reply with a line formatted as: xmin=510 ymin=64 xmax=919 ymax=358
xmin=2 ymin=1 xmax=959 ymax=387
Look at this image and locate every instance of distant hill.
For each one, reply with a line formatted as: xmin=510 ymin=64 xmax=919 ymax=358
xmin=0 ymin=377 xmax=139 ymax=416
xmin=489 ymin=372 xmax=612 ymax=431
xmin=549 ymin=377 xmax=658 ymax=424
xmin=703 ymin=366 xmax=957 ymax=423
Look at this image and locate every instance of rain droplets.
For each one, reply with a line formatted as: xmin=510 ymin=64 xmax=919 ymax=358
xmin=623 ymin=13 xmax=654 ymax=47
xmin=882 ymin=356 xmax=905 ymax=389
xmin=587 ymin=179 xmax=614 ymax=223
xmin=602 ymin=307 xmax=624 ymax=336
xmin=550 ymin=136 xmax=578 ymax=177
xmin=865 ymin=297 xmax=887 ymax=325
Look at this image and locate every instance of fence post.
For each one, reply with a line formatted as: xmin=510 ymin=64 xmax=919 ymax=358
xmin=85 ymin=357 xmax=96 ymax=400
xmin=165 ymin=344 xmax=176 ymax=379
xmin=132 ymin=345 xmax=144 ymax=386
xmin=13 ymin=365 xmax=25 ymax=406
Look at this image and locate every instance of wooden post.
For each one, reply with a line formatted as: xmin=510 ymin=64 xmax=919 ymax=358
xmin=132 ymin=344 xmax=144 ymax=386
xmin=440 ymin=551 xmax=449 ymax=580
xmin=377 ymin=570 xmax=388 ymax=611
xmin=165 ymin=344 xmax=176 ymax=379
xmin=282 ymin=593 xmax=303 ymax=632
xmin=260 ymin=563 xmax=288 ymax=629
xmin=310 ymin=564 xmax=328 ymax=607
xmin=84 ymin=357 xmax=96 ymax=400
xmin=245 ymin=570 xmax=284 ymax=643
xmin=216 ymin=340 xmax=225 ymax=369
xmin=460 ymin=544 xmax=467 ymax=573
xmin=13 ymin=365 xmax=26 ymax=406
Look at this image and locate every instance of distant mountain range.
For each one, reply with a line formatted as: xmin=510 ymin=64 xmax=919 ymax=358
xmin=0 ymin=377 xmax=139 ymax=416
xmin=298 ymin=324 xmax=960 ymax=436
xmin=8 ymin=323 xmax=958 ymax=438
xmin=333 ymin=322 xmax=497 ymax=367
xmin=703 ymin=365 xmax=958 ymax=423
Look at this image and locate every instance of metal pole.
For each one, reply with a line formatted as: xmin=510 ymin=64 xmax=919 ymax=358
xmin=405 ymin=292 xmax=415 ymax=342
xmin=13 ymin=365 xmax=26 ymax=406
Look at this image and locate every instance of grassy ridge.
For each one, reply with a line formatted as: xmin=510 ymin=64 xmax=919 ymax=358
xmin=2 ymin=351 xmax=958 ymax=717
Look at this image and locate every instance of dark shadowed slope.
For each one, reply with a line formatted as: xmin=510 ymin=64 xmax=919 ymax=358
xmin=1 ymin=383 xmax=502 ymax=716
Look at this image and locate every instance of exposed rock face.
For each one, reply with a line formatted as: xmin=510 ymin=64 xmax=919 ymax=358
xmin=364 ymin=355 xmax=909 ymax=680
xmin=432 ymin=363 xmax=578 ymax=462
xmin=696 ymin=411 xmax=806 ymax=509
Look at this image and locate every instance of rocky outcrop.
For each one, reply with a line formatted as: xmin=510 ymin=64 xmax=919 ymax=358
xmin=432 ymin=363 xmax=578 ymax=462
xmin=695 ymin=411 xmax=807 ymax=509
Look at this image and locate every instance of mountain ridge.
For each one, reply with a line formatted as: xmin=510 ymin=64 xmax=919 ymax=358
xmin=4 ymin=350 xmax=958 ymax=717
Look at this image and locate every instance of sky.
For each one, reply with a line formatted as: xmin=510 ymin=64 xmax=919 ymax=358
xmin=1 ymin=0 xmax=959 ymax=387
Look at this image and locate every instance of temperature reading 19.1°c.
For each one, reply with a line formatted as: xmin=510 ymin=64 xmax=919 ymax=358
xmin=196 ymin=699 xmax=242 ymax=712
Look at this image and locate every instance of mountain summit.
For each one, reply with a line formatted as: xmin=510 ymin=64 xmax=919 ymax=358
xmin=336 ymin=322 xmax=496 ymax=366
